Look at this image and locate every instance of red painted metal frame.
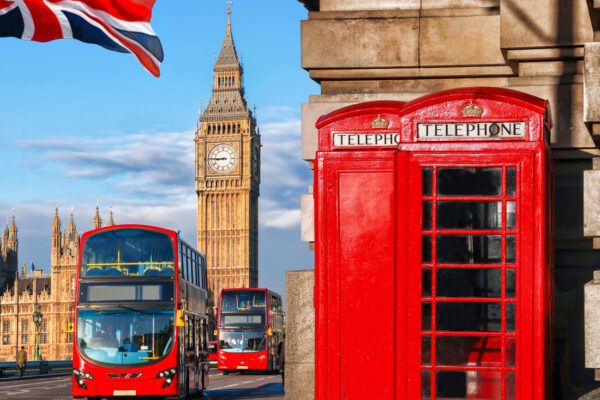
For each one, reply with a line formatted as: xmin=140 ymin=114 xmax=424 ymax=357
xmin=405 ymin=151 xmax=534 ymax=399
xmin=314 ymin=87 xmax=553 ymax=400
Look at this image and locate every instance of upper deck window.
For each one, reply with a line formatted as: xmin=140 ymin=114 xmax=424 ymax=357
xmin=81 ymin=229 xmax=174 ymax=277
xmin=221 ymin=290 xmax=266 ymax=312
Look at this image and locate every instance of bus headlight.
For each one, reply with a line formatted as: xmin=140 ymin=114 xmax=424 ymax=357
xmin=155 ymin=368 xmax=176 ymax=388
xmin=73 ymin=369 xmax=94 ymax=389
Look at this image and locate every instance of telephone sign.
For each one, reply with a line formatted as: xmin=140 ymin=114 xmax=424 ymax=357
xmin=313 ymin=88 xmax=553 ymax=400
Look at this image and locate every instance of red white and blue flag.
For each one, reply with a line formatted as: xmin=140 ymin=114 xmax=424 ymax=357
xmin=0 ymin=0 xmax=164 ymax=76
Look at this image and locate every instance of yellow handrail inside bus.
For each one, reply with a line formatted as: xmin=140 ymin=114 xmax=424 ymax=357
xmin=84 ymin=261 xmax=174 ymax=276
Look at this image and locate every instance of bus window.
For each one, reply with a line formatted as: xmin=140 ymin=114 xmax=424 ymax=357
xmin=81 ymin=229 xmax=175 ymax=277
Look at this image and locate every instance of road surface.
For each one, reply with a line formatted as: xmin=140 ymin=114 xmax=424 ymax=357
xmin=0 ymin=370 xmax=284 ymax=399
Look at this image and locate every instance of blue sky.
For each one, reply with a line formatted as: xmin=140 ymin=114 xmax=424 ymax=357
xmin=0 ymin=0 xmax=318 ymax=302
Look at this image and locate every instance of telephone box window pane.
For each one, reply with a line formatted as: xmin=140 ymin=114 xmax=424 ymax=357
xmin=423 ymin=201 xmax=432 ymax=230
xmin=436 ymin=336 xmax=502 ymax=366
xmin=506 ymin=372 xmax=517 ymax=400
xmin=506 ymin=303 xmax=516 ymax=332
xmin=422 ymin=370 xmax=431 ymax=399
xmin=507 ymin=201 xmax=516 ymax=229
xmin=437 ymin=302 xmax=501 ymax=332
xmin=437 ymin=235 xmax=501 ymax=264
xmin=437 ymin=268 xmax=501 ymax=298
xmin=437 ymin=168 xmax=502 ymax=196
xmin=423 ymin=168 xmax=433 ymax=196
xmin=422 ymin=336 xmax=431 ymax=365
xmin=506 ymin=337 xmax=516 ymax=367
xmin=507 ymin=167 xmax=517 ymax=196
xmin=506 ymin=269 xmax=516 ymax=298
xmin=437 ymin=201 xmax=502 ymax=230
xmin=436 ymin=371 xmax=466 ymax=398
xmin=422 ymin=268 xmax=432 ymax=297
xmin=437 ymin=371 xmax=501 ymax=399
xmin=506 ymin=235 xmax=516 ymax=264
xmin=422 ymin=303 xmax=432 ymax=331
xmin=422 ymin=235 xmax=432 ymax=263
xmin=506 ymin=372 xmax=516 ymax=400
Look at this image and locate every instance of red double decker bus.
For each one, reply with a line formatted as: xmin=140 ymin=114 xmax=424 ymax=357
xmin=72 ymin=225 xmax=210 ymax=399
xmin=217 ymin=288 xmax=284 ymax=373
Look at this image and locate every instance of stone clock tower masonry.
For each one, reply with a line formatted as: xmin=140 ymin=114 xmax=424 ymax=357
xmin=195 ymin=5 xmax=260 ymax=324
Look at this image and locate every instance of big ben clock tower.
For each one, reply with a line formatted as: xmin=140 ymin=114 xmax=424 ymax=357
xmin=195 ymin=4 xmax=260 ymax=322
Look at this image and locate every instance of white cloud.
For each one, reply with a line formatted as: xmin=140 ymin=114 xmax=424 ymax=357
xmin=8 ymin=110 xmax=312 ymax=272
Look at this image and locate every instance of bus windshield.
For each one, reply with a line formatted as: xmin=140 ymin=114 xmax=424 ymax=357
xmin=219 ymin=329 xmax=267 ymax=353
xmin=220 ymin=290 xmax=266 ymax=311
xmin=81 ymin=229 xmax=174 ymax=277
xmin=77 ymin=308 xmax=174 ymax=366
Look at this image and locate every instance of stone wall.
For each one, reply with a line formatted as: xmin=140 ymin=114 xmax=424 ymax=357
xmin=285 ymin=270 xmax=314 ymax=400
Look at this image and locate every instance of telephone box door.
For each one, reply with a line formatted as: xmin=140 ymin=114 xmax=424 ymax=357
xmin=404 ymin=151 xmax=534 ymax=400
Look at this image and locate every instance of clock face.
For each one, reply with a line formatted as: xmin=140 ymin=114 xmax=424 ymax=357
xmin=208 ymin=144 xmax=238 ymax=173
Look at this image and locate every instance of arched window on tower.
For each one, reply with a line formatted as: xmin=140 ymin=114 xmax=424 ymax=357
xmin=207 ymin=125 xmax=212 ymax=134
xmin=233 ymin=77 xmax=235 ymax=86
xmin=217 ymin=125 xmax=221 ymax=134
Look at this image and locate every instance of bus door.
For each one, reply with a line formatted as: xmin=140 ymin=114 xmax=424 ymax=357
xmin=404 ymin=152 xmax=534 ymax=399
xmin=178 ymin=323 xmax=186 ymax=397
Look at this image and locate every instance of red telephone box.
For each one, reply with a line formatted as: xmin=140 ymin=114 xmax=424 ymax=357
xmin=314 ymin=88 xmax=553 ymax=400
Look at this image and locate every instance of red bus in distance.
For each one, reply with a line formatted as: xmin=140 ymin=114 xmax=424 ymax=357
xmin=72 ymin=225 xmax=210 ymax=399
xmin=217 ymin=288 xmax=284 ymax=373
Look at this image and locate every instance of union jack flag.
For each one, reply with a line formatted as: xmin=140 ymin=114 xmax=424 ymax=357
xmin=0 ymin=0 xmax=164 ymax=76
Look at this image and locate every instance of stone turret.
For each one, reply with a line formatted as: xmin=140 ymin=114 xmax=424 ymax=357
xmin=93 ymin=206 xmax=102 ymax=230
xmin=0 ymin=213 xmax=17 ymax=295
xmin=51 ymin=207 xmax=61 ymax=267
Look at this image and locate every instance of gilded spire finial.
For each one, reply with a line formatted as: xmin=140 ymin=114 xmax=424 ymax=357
xmin=227 ymin=0 xmax=232 ymax=14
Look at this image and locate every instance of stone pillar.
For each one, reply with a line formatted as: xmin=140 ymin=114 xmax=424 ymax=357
xmin=285 ymin=270 xmax=315 ymax=400
xmin=583 ymin=270 xmax=600 ymax=400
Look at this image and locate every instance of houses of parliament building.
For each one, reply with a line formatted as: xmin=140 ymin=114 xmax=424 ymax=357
xmin=0 ymin=207 xmax=114 ymax=361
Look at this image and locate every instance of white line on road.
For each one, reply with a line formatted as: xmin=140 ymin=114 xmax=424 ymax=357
xmin=209 ymin=376 xmax=276 ymax=390
xmin=6 ymin=390 xmax=31 ymax=396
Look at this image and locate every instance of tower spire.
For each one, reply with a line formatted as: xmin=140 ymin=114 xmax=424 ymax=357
xmin=108 ymin=207 xmax=115 ymax=227
xmin=9 ymin=210 xmax=17 ymax=240
xmin=68 ymin=210 xmax=77 ymax=237
xmin=93 ymin=205 xmax=102 ymax=230
xmin=52 ymin=204 xmax=60 ymax=233
xmin=216 ymin=1 xmax=239 ymax=67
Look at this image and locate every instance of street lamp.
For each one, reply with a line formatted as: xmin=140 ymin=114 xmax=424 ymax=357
xmin=32 ymin=304 xmax=42 ymax=361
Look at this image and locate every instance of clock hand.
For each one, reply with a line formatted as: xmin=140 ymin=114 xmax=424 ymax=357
xmin=208 ymin=157 xmax=228 ymax=161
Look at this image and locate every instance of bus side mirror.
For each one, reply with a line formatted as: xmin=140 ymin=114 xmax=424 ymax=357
xmin=176 ymin=310 xmax=185 ymax=327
